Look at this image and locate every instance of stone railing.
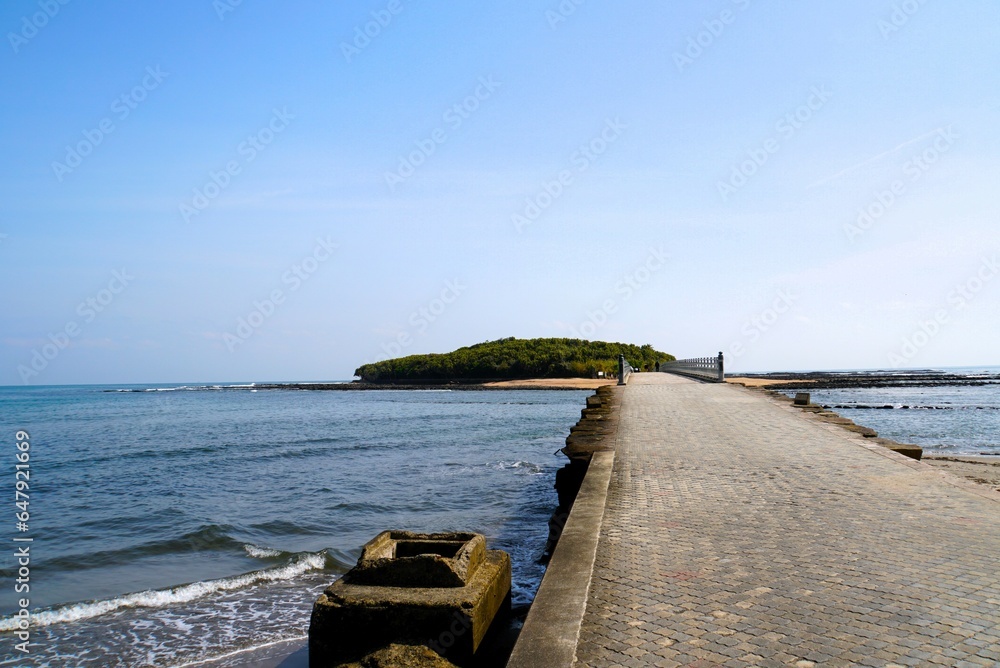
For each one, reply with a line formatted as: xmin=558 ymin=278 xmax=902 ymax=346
xmin=618 ymin=354 xmax=634 ymax=386
xmin=659 ymin=352 xmax=724 ymax=383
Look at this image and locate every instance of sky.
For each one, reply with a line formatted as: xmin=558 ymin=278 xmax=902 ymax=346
xmin=1 ymin=0 xmax=999 ymax=385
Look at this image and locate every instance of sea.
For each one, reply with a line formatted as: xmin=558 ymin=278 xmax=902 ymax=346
xmin=0 ymin=384 xmax=590 ymax=667
xmin=1 ymin=369 xmax=998 ymax=667
xmin=779 ymin=366 xmax=1000 ymax=457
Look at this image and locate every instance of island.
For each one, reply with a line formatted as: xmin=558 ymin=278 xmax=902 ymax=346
xmin=354 ymin=337 xmax=674 ymax=384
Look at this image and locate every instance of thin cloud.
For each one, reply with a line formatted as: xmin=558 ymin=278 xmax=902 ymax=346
xmin=809 ymin=128 xmax=945 ymax=187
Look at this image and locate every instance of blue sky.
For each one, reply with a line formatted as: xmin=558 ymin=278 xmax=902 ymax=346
xmin=2 ymin=0 xmax=998 ymax=384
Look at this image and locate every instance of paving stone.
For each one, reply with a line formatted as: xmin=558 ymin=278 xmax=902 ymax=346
xmin=572 ymin=374 xmax=1000 ymax=667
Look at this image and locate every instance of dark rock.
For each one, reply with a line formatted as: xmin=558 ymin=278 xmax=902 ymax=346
xmin=335 ymin=643 xmax=458 ymax=668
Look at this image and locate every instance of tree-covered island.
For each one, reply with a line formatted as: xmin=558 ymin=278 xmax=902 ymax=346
xmin=354 ymin=337 xmax=675 ymax=383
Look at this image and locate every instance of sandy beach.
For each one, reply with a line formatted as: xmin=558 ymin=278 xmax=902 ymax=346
xmin=482 ymin=378 xmax=616 ymax=389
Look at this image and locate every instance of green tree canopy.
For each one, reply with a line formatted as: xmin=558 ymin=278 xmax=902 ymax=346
xmin=354 ymin=337 xmax=675 ymax=382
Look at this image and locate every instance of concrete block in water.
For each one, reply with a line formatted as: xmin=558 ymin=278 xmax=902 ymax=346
xmin=887 ymin=444 xmax=923 ymax=460
xmin=351 ymin=531 xmax=485 ymax=589
xmin=875 ymin=438 xmax=923 ymax=460
xmin=794 ymin=392 xmax=811 ymax=406
xmin=309 ymin=532 xmax=511 ymax=666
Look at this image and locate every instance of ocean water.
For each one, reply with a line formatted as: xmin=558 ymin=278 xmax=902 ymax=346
xmin=0 ymin=384 xmax=589 ymax=666
xmin=786 ymin=366 xmax=1000 ymax=456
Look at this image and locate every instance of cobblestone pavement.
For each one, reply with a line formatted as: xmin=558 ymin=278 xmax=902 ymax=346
xmin=573 ymin=374 xmax=1000 ymax=668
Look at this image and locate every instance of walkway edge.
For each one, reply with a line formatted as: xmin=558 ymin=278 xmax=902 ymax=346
xmin=506 ymin=449 xmax=616 ymax=668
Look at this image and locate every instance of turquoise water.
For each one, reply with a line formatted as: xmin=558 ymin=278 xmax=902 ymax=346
xmin=0 ymin=385 xmax=587 ymax=666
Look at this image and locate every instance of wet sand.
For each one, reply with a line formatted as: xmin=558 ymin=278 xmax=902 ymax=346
xmin=923 ymin=455 xmax=1000 ymax=493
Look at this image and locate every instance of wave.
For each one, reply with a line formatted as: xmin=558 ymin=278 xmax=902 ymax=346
xmin=0 ymin=552 xmax=329 ymax=631
xmin=56 ymin=432 xmax=354 ymax=471
xmin=243 ymin=544 xmax=284 ymax=559
xmin=247 ymin=519 xmax=330 ymax=538
xmin=57 ymin=434 xmax=347 ymax=470
xmin=482 ymin=460 xmax=545 ymax=475
xmin=17 ymin=525 xmax=252 ymax=575
xmin=294 ymin=436 xmax=343 ymax=445
xmin=110 ymin=383 xmax=258 ymax=393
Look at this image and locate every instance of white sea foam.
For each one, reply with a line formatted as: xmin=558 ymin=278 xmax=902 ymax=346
xmin=244 ymin=544 xmax=283 ymax=559
xmin=0 ymin=554 xmax=326 ymax=631
xmin=492 ymin=460 xmax=544 ymax=474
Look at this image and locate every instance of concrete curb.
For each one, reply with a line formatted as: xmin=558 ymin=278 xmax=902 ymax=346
xmin=506 ymin=449 xmax=616 ymax=668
